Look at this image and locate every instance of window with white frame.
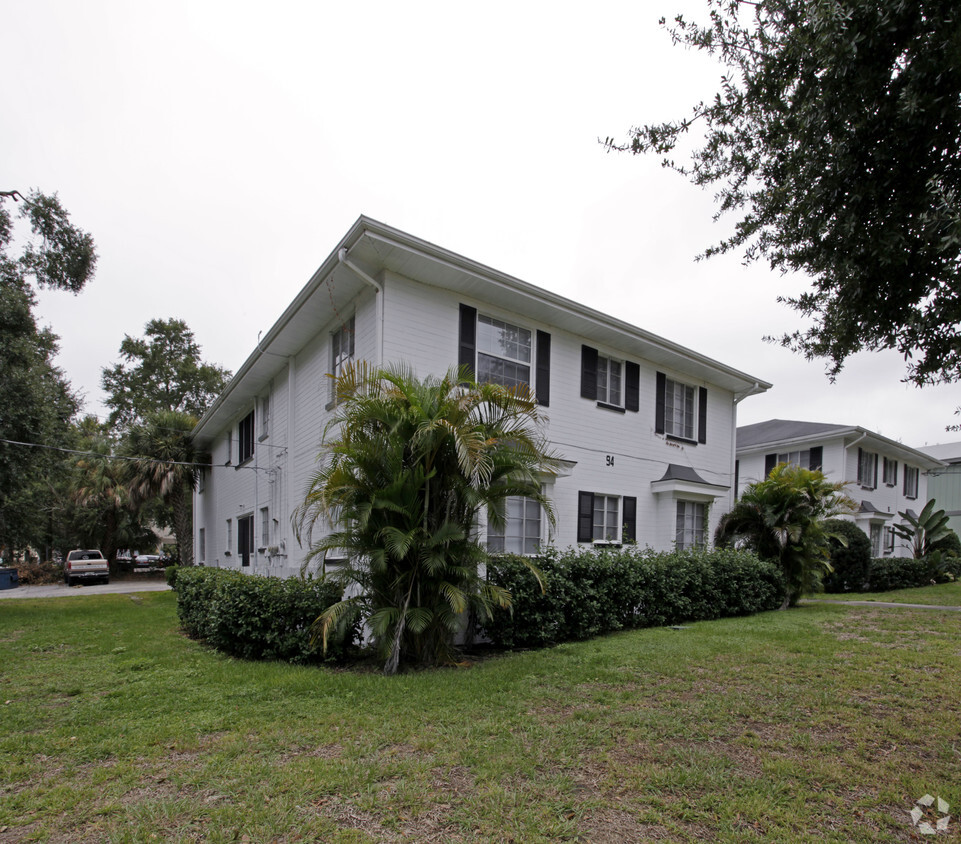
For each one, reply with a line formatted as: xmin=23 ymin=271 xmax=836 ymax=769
xmin=903 ymin=465 xmax=919 ymax=499
xmin=675 ymin=500 xmax=706 ymax=550
xmin=260 ymin=507 xmax=270 ymax=550
xmin=238 ymin=410 xmax=255 ymax=463
xmin=857 ymin=449 xmax=878 ymax=489
xmin=597 ymin=355 xmax=623 ymax=407
xmin=664 ymin=378 xmax=697 ymax=441
xmin=870 ymin=523 xmax=882 ymax=557
xmin=198 ymin=528 xmax=205 ymax=563
xmin=487 ymin=497 xmax=542 ymax=554
xmin=593 ymin=494 xmax=620 ymax=542
xmin=331 ymin=316 xmax=355 ymax=392
xmin=776 ymin=450 xmax=811 ymax=469
xmin=259 ymin=394 xmax=270 ymax=440
xmin=477 ymin=314 xmax=531 ymax=390
xmin=882 ymin=457 xmax=898 ymax=486
xmin=884 ymin=525 xmax=895 ymax=554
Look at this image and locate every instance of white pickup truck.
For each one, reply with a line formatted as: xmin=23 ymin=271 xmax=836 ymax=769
xmin=64 ymin=549 xmax=110 ymax=586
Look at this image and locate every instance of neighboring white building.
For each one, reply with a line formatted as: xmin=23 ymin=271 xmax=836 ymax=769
xmin=736 ymin=419 xmax=946 ymax=557
xmin=916 ymin=442 xmax=961 ymax=538
xmin=191 ymin=217 xmax=771 ymax=576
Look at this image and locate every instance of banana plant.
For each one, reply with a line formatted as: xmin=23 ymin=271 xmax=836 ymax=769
xmin=892 ymin=499 xmax=952 ymax=559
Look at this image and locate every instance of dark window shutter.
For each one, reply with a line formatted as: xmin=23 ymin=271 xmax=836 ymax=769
xmin=536 ymin=330 xmax=551 ymax=406
xmin=625 ymin=361 xmax=640 ymax=412
xmin=458 ymin=304 xmax=476 ymax=381
xmin=857 ymin=448 xmax=864 ymax=484
xmin=734 ymin=460 xmax=740 ymax=498
xmin=655 ymin=372 xmax=666 ymax=434
xmin=873 ymin=454 xmax=878 ymax=489
xmin=622 ymin=496 xmax=637 ymax=542
xmin=580 ymin=346 xmax=598 ymax=400
xmin=765 ymin=453 xmax=777 ymax=476
xmin=577 ymin=491 xmax=594 ymax=542
xmin=809 ymin=446 xmax=823 ymax=471
xmin=697 ymin=387 xmax=708 ymax=444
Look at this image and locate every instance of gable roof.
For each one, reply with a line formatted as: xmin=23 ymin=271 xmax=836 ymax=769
xmin=737 ymin=418 xmax=945 ymax=469
xmin=193 ymin=216 xmax=772 ymax=446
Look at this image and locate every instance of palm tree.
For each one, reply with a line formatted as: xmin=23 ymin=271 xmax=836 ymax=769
xmin=294 ymin=362 xmax=557 ymax=674
xmin=124 ymin=410 xmax=199 ymax=565
xmin=715 ymin=463 xmax=855 ymax=608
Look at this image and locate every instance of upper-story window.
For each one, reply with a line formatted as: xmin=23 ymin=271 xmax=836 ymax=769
xmin=459 ymin=304 xmax=551 ymax=405
xmin=903 ymin=465 xmax=919 ymax=499
xmin=882 ymin=457 xmax=898 ymax=486
xmin=655 ymin=372 xmax=707 ymax=444
xmin=597 ymin=356 xmax=622 ymax=407
xmin=259 ymin=394 xmax=270 ymax=440
xmin=477 ymin=315 xmax=532 ymax=390
xmin=332 ymin=316 xmax=355 ymax=380
xmin=665 ymin=378 xmax=696 ymax=440
xmin=857 ymin=448 xmax=878 ymax=489
xmin=238 ymin=410 xmax=255 ymax=463
xmin=777 ymin=450 xmax=811 ymax=469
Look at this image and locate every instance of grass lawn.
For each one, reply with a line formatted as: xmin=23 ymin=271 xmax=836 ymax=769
xmin=820 ymin=580 xmax=961 ymax=607
xmin=1 ymin=590 xmax=959 ymax=842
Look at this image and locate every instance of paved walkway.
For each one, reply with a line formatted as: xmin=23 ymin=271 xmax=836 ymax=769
xmin=804 ymin=599 xmax=961 ymax=612
xmin=0 ymin=579 xmax=171 ymax=600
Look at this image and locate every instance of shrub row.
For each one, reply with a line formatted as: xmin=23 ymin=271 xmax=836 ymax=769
xmin=167 ymin=566 xmax=349 ymax=663
xmin=482 ymin=546 xmax=785 ymax=649
xmin=864 ymin=555 xmax=961 ymax=592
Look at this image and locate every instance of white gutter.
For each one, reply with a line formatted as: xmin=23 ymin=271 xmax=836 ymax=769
xmin=338 ymin=247 xmax=384 ymax=366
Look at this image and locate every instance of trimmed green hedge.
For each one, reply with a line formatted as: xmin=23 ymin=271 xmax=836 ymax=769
xmin=822 ymin=519 xmax=872 ymax=593
xmin=482 ymin=546 xmax=785 ymax=649
xmin=167 ymin=566 xmax=349 ymax=663
xmin=865 ymin=555 xmax=961 ymax=591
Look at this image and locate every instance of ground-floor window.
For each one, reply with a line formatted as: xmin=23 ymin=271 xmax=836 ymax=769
xmin=487 ymin=496 xmax=542 ymax=554
xmin=675 ymin=501 xmax=706 ymax=550
xmin=870 ymin=523 xmax=883 ymax=557
xmin=238 ymin=514 xmax=254 ymax=567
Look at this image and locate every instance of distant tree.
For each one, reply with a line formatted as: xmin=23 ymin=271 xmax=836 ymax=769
xmin=715 ymin=463 xmax=855 ymax=607
xmin=123 ymin=410 xmax=200 ymax=566
xmin=609 ymin=0 xmax=961 ymax=386
xmin=294 ymin=363 xmax=556 ymax=675
xmin=0 ymin=189 xmax=96 ymax=562
xmin=101 ymin=318 xmax=230 ymax=428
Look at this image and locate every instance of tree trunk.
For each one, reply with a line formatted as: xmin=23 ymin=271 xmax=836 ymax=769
xmin=171 ymin=483 xmax=193 ymax=566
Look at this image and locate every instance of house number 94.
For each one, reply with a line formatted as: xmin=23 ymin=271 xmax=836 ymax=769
xmin=606 ymin=455 xmax=615 ymax=467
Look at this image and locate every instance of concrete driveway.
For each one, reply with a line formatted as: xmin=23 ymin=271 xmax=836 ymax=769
xmin=0 ymin=579 xmax=172 ymax=600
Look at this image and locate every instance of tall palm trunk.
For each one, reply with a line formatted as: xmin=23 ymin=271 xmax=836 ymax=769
xmin=170 ymin=483 xmax=193 ymax=566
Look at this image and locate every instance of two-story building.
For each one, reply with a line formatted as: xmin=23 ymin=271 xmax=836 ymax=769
xmin=191 ymin=217 xmax=771 ymax=575
xmin=736 ymin=419 xmax=946 ymax=557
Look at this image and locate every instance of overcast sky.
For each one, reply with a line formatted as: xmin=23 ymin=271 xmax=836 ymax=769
xmin=4 ymin=1 xmax=958 ymax=448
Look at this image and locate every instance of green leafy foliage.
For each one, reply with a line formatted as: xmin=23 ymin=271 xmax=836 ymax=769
xmin=483 ymin=546 xmax=785 ymax=650
xmin=611 ymin=0 xmax=961 ymax=385
xmin=294 ymin=362 xmax=557 ymax=674
xmin=821 ymin=519 xmax=872 ymax=593
xmin=0 ymin=190 xmax=95 ymax=562
xmin=123 ymin=410 xmax=200 ymax=565
xmin=168 ymin=566 xmax=349 ymax=663
xmin=101 ymin=318 xmax=230 ymax=429
xmin=715 ymin=463 xmax=855 ymax=606
xmin=892 ymin=498 xmax=953 ymax=558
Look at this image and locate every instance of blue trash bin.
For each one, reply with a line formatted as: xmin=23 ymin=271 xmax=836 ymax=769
xmin=0 ymin=568 xmax=19 ymax=590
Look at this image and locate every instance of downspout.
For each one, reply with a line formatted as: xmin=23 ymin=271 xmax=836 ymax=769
xmin=287 ymin=354 xmax=295 ymax=573
xmin=338 ymin=247 xmax=384 ymax=366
